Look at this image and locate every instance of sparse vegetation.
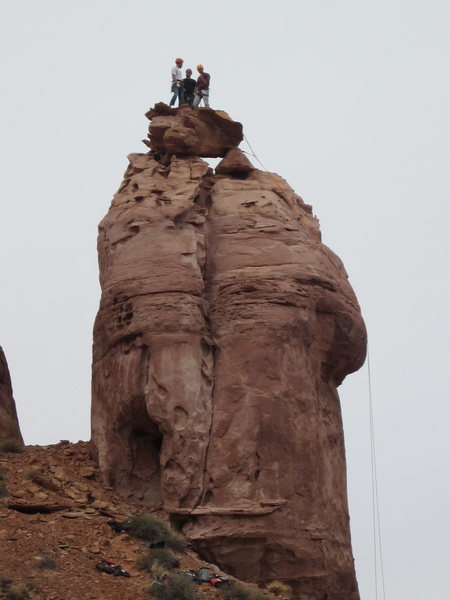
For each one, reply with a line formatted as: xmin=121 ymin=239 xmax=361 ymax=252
xmin=137 ymin=547 xmax=180 ymax=571
xmin=0 ymin=439 xmax=23 ymax=454
xmin=220 ymin=580 xmax=270 ymax=600
xmin=0 ymin=579 xmax=12 ymax=593
xmin=35 ymin=554 xmax=58 ymax=570
xmin=25 ymin=466 xmax=44 ymax=480
xmin=0 ymin=467 xmax=8 ymax=500
xmin=0 ymin=467 xmax=7 ymax=498
xmin=266 ymin=580 xmax=293 ymax=598
xmin=4 ymin=583 xmax=30 ymax=600
xmin=149 ymin=573 xmax=197 ymax=600
xmin=124 ymin=513 xmax=187 ymax=552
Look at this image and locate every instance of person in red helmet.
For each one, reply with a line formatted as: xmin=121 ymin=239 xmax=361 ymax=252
xmin=170 ymin=58 xmax=184 ymax=106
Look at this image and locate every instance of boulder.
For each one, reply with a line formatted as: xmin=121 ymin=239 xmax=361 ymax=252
xmin=145 ymin=103 xmax=243 ymax=157
xmin=215 ymin=148 xmax=255 ymax=175
xmin=92 ymin=144 xmax=366 ymax=599
xmin=0 ymin=346 xmax=24 ymax=446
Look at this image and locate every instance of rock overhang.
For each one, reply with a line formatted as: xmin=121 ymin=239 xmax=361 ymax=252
xmin=145 ymin=102 xmax=244 ymax=158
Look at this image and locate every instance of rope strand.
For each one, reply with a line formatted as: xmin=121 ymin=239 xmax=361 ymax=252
xmin=242 ymin=134 xmax=268 ymax=171
xmin=368 ymin=347 xmax=387 ymax=600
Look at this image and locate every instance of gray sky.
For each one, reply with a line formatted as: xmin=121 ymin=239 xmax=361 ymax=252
xmin=1 ymin=1 xmax=449 ymax=598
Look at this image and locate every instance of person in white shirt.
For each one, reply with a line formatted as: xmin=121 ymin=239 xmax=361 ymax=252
xmin=170 ymin=58 xmax=184 ymax=106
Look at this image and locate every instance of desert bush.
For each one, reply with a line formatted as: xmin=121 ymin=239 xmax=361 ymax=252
xmin=0 ymin=579 xmax=12 ymax=593
xmin=0 ymin=466 xmax=8 ymax=496
xmin=266 ymin=580 xmax=293 ymax=598
xmin=137 ymin=547 xmax=179 ymax=571
xmin=25 ymin=466 xmax=44 ymax=480
xmin=220 ymin=580 xmax=270 ymax=600
xmin=5 ymin=584 xmax=30 ymax=600
xmin=163 ymin=529 xmax=186 ymax=553
xmin=150 ymin=573 xmax=196 ymax=600
xmin=124 ymin=513 xmax=187 ymax=552
xmin=36 ymin=554 xmax=58 ymax=570
xmin=0 ymin=439 xmax=23 ymax=454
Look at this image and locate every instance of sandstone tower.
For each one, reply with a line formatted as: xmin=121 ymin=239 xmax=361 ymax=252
xmin=92 ymin=104 xmax=367 ymax=599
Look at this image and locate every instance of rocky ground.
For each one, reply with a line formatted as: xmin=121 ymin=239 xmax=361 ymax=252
xmin=0 ymin=441 xmax=275 ymax=600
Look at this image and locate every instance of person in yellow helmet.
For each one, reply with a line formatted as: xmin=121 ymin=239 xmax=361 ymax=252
xmin=193 ymin=64 xmax=210 ymax=108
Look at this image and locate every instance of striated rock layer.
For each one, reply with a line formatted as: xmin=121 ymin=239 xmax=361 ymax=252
xmin=0 ymin=346 xmax=24 ymax=445
xmin=92 ymin=106 xmax=367 ymax=599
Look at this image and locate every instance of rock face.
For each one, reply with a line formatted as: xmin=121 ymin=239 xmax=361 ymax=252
xmin=92 ymin=105 xmax=367 ymax=600
xmin=0 ymin=346 xmax=24 ymax=445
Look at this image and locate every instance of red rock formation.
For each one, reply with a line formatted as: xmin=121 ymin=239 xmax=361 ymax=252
xmin=91 ymin=106 xmax=366 ymax=599
xmin=0 ymin=346 xmax=24 ymax=445
xmin=145 ymin=103 xmax=243 ymax=157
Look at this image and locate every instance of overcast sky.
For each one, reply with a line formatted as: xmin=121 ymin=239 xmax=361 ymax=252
xmin=1 ymin=1 xmax=449 ymax=598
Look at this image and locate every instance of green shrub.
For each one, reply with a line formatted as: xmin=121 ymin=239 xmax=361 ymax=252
xmin=150 ymin=573 xmax=196 ymax=600
xmin=36 ymin=554 xmax=58 ymax=570
xmin=5 ymin=584 xmax=30 ymax=600
xmin=220 ymin=580 xmax=270 ymax=600
xmin=266 ymin=580 xmax=292 ymax=598
xmin=137 ymin=548 xmax=179 ymax=571
xmin=164 ymin=530 xmax=187 ymax=553
xmin=124 ymin=513 xmax=187 ymax=552
xmin=0 ymin=439 xmax=23 ymax=454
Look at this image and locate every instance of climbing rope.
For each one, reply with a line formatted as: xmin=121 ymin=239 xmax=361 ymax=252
xmin=242 ymin=133 xmax=268 ymax=171
xmin=368 ymin=347 xmax=387 ymax=600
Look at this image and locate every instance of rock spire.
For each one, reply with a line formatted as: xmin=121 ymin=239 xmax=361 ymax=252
xmin=91 ymin=104 xmax=367 ymax=599
xmin=0 ymin=346 xmax=24 ymax=446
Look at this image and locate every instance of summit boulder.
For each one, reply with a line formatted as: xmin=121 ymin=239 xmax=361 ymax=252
xmin=145 ymin=103 xmax=243 ymax=157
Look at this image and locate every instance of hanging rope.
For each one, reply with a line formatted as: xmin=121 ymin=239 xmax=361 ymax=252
xmin=368 ymin=347 xmax=387 ymax=600
xmin=242 ymin=133 xmax=268 ymax=171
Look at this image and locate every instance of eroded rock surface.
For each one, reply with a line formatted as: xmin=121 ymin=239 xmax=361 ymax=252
xmin=92 ymin=110 xmax=366 ymax=600
xmin=145 ymin=103 xmax=243 ymax=157
xmin=0 ymin=346 xmax=24 ymax=445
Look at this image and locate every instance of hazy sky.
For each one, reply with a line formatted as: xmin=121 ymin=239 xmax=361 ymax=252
xmin=1 ymin=2 xmax=449 ymax=598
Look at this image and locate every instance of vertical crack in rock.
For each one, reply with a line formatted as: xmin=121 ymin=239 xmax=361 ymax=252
xmin=92 ymin=105 xmax=367 ymax=600
xmin=197 ymin=174 xmax=219 ymax=504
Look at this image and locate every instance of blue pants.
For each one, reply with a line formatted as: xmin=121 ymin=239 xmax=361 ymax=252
xmin=170 ymin=82 xmax=184 ymax=106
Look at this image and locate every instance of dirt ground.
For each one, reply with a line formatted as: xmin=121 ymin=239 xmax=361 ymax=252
xmin=0 ymin=441 xmax=272 ymax=600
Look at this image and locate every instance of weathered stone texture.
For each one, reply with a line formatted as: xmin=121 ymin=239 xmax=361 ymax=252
xmin=92 ymin=112 xmax=366 ymax=599
xmin=145 ymin=103 xmax=243 ymax=157
xmin=0 ymin=346 xmax=24 ymax=445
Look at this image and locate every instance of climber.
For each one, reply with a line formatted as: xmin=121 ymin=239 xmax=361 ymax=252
xmin=170 ymin=58 xmax=184 ymax=107
xmin=193 ymin=64 xmax=210 ymax=108
xmin=182 ymin=68 xmax=196 ymax=106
